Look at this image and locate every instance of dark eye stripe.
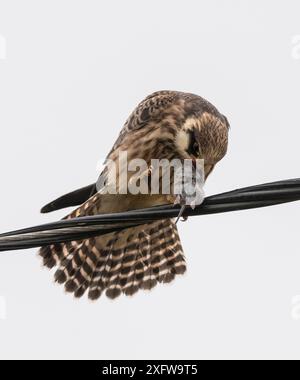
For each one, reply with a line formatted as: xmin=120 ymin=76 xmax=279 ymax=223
xmin=187 ymin=129 xmax=200 ymax=156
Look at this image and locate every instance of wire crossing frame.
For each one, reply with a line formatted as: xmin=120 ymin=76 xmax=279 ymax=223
xmin=0 ymin=178 xmax=299 ymax=252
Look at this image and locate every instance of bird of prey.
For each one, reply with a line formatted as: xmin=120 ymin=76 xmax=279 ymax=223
xmin=39 ymin=90 xmax=229 ymax=300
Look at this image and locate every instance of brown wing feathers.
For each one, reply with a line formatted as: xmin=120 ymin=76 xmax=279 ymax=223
xmin=39 ymin=220 xmax=186 ymax=300
xmin=39 ymin=90 xmax=229 ymax=300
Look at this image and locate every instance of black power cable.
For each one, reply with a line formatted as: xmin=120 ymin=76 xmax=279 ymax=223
xmin=0 ymin=178 xmax=299 ymax=252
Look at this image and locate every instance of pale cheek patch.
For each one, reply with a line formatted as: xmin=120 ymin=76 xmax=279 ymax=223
xmin=175 ymin=117 xmax=200 ymax=154
xmin=175 ymin=129 xmax=189 ymax=153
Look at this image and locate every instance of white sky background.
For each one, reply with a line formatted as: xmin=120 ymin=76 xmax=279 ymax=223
xmin=0 ymin=0 xmax=300 ymax=359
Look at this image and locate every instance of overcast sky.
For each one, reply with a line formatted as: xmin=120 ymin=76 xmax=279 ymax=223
xmin=0 ymin=0 xmax=300 ymax=359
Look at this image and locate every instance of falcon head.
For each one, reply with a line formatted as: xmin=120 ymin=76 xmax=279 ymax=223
xmin=107 ymin=90 xmax=230 ymax=205
xmin=174 ymin=98 xmax=230 ymax=179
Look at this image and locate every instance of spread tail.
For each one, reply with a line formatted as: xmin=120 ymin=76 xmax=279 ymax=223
xmin=39 ymin=219 xmax=186 ymax=300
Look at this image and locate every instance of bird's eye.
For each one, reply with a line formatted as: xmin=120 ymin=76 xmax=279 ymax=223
xmin=187 ymin=130 xmax=201 ymax=157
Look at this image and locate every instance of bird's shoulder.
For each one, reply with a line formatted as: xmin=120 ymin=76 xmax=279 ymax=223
xmin=107 ymin=91 xmax=185 ymax=156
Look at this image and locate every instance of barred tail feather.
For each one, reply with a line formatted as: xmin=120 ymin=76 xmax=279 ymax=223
xmin=39 ymin=219 xmax=186 ymax=300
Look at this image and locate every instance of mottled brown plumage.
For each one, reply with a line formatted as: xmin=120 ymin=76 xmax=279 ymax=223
xmin=39 ymin=90 xmax=229 ymax=300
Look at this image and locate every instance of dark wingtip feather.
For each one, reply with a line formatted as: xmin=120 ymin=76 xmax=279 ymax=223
xmin=123 ymin=285 xmax=139 ymax=297
xmin=171 ymin=264 xmax=186 ymax=275
xmin=40 ymin=183 xmax=97 ymax=214
xmin=88 ymin=289 xmax=102 ymax=301
xmin=40 ymin=203 xmax=55 ymax=214
xmin=161 ymin=272 xmax=175 ymax=284
xmin=140 ymin=279 xmax=157 ymax=290
xmin=106 ymin=287 xmax=122 ymax=299
xmin=65 ymin=279 xmax=77 ymax=293
xmin=39 ymin=246 xmax=57 ymax=268
xmin=54 ymin=269 xmax=67 ymax=284
xmin=74 ymin=286 xmax=87 ymax=298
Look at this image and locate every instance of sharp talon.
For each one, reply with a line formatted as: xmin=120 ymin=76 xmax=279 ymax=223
xmin=175 ymin=205 xmax=186 ymax=224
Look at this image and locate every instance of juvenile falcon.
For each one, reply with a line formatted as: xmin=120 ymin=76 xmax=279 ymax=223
xmin=39 ymin=90 xmax=230 ymax=300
